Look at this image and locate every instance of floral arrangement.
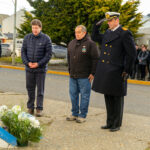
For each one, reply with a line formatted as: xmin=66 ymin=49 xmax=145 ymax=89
xmin=0 ymin=105 xmax=42 ymax=146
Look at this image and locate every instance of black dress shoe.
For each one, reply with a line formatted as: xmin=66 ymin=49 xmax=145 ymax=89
xmin=101 ymin=125 xmax=111 ymax=129
xmin=109 ymin=127 xmax=120 ymax=132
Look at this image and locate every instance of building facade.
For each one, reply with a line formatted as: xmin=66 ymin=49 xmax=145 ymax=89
xmin=2 ymin=10 xmax=25 ymax=35
xmin=0 ymin=14 xmax=9 ymax=32
xmin=136 ymin=15 xmax=150 ymax=49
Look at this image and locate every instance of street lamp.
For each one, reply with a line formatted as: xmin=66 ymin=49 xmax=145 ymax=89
xmin=12 ymin=0 xmax=17 ymax=65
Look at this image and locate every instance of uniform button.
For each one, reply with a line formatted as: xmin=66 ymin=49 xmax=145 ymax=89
xmin=102 ymin=60 xmax=105 ymax=63
xmin=105 ymin=44 xmax=108 ymax=47
xmin=104 ymin=52 xmax=107 ymax=55
xmin=110 ymin=45 xmax=112 ymax=48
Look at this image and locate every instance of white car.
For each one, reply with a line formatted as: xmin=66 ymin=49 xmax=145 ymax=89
xmin=10 ymin=39 xmax=23 ymax=57
xmin=52 ymin=44 xmax=67 ymax=58
xmin=1 ymin=43 xmax=12 ymax=57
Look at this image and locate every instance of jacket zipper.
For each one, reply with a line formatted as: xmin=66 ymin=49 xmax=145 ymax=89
xmin=32 ymin=38 xmax=37 ymax=62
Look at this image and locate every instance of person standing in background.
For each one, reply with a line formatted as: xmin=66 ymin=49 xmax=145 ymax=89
xmin=138 ymin=45 xmax=149 ymax=80
xmin=131 ymin=44 xmax=141 ymax=79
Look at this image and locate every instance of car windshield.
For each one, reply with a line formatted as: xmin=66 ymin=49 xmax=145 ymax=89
xmin=53 ymin=45 xmax=66 ymax=50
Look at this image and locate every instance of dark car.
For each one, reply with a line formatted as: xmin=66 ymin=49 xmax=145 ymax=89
xmin=52 ymin=44 xmax=67 ymax=58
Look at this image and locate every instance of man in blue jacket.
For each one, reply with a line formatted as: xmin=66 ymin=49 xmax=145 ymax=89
xmin=21 ymin=19 xmax=52 ymax=117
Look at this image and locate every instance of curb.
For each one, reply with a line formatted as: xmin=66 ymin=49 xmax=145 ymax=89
xmin=127 ymin=79 xmax=150 ymax=85
xmin=0 ymin=65 xmax=69 ymax=76
xmin=0 ymin=65 xmax=150 ymax=85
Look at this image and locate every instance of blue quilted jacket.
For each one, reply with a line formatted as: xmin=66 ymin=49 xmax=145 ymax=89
xmin=21 ymin=32 xmax=52 ymax=72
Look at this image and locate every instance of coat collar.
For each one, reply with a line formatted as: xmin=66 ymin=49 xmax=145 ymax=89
xmin=75 ymin=34 xmax=90 ymax=45
xmin=32 ymin=32 xmax=42 ymax=38
xmin=111 ymin=24 xmax=120 ymax=31
xmin=104 ymin=26 xmax=122 ymax=43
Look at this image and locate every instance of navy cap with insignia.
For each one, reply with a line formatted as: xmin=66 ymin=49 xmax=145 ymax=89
xmin=96 ymin=11 xmax=120 ymax=26
xmin=105 ymin=12 xmax=120 ymax=21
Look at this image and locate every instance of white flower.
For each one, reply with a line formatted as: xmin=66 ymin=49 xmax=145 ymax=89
xmin=0 ymin=105 xmax=8 ymax=117
xmin=30 ymin=119 xmax=40 ymax=128
xmin=18 ymin=112 xmax=34 ymax=120
xmin=18 ymin=112 xmax=40 ymax=128
xmin=18 ymin=112 xmax=29 ymax=121
xmin=28 ymin=117 xmax=40 ymax=128
xmin=11 ymin=105 xmax=21 ymax=114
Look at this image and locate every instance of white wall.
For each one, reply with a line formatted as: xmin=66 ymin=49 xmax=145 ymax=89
xmin=2 ymin=10 xmax=25 ymax=34
xmin=136 ymin=27 xmax=150 ymax=49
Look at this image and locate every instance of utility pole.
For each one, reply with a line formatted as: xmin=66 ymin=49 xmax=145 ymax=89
xmin=12 ymin=0 xmax=17 ymax=65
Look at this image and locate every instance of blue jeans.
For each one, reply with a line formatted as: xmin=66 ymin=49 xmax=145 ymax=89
xmin=69 ymin=78 xmax=91 ymax=118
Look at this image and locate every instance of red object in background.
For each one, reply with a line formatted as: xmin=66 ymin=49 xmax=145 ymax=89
xmin=2 ymin=38 xmax=6 ymax=43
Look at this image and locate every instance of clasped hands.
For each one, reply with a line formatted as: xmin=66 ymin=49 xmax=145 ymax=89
xmin=28 ymin=62 xmax=39 ymax=68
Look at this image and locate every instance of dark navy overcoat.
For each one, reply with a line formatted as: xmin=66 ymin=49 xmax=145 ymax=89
xmin=92 ymin=25 xmax=136 ymax=96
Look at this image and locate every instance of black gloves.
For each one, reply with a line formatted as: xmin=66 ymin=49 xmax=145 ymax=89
xmin=122 ymin=72 xmax=129 ymax=81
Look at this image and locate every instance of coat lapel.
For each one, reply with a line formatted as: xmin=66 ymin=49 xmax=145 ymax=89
xmin=103 ymin=26 xmax=122 ymax=44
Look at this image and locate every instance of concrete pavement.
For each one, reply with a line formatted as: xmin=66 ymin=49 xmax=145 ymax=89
xmin=1 ymin=66 xmax=150 ymax=117
xmin=0 ymin=92 xmax=150 ymax=150
xmin=1 ymin=64 xmax=150 ymax=85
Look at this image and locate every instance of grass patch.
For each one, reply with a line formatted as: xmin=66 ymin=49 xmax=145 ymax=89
xmin=0 ymin=57 xmax=23 ymax=64
xmin=15 ymin=57 xmax=23 ymax=63
xmin=0 ymin=57 xmax=68 ymax=66
xmin=0 ymin=57 xmax=12 ymax=63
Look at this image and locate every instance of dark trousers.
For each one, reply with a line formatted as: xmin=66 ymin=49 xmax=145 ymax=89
xmin=139 ymin=64 xmax=146 ymax=80
xmin=136 ymin=64 xmax=141 ymax=79
xmin=147 ymin=63 xmax=150 ymax=80
xmin=131 ymin=63 xmax=140 ymax=79
xmin=104 ymin=94 xmax=124 ymax=128
xmin=26 ymin=71 xmax=46 ymax=110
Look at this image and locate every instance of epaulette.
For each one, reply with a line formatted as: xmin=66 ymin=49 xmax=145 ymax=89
xmin=122 ymin=27 xmax=128 ymax=31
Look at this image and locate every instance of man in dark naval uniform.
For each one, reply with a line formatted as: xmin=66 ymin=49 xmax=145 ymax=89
xmin=91 ymin=12 xmax=136 ymax=132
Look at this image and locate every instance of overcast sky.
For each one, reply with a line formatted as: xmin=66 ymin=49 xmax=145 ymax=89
xmin=0 ymin=0 xmax=149 ymax=16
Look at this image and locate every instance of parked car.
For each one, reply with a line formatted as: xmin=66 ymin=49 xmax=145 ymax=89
xmin=52 ymin=44 xmax=67 ymax=58
xmin=1 ymin=43 xmax=12 ymax=57
xmin=15 ymin=44 xmax=22 ymax=57
xmin=10 ymin=39 xmax=23 ymax=57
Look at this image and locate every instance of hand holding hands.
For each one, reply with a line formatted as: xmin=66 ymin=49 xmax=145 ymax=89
xmin=28 ymin=62 xmax=39 ymax=68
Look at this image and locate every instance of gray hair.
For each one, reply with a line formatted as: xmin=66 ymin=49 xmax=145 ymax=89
xmin=75 ymin=25 xmax=87 ymax=32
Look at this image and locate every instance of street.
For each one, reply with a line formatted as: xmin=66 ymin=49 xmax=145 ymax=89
xmin=0 ymin=68 xmax=150 ymax=116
